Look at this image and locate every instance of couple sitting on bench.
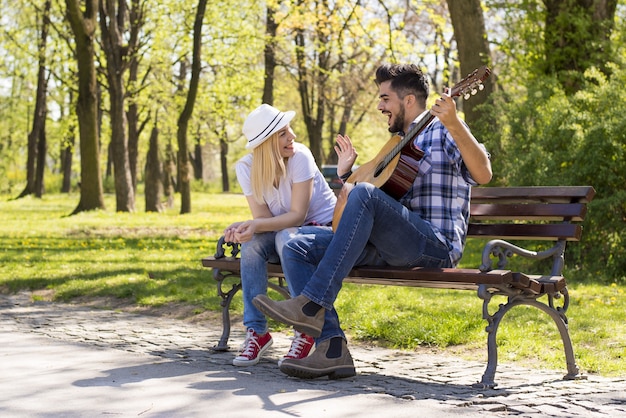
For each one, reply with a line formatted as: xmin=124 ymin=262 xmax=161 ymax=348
xmin=224 ymin=63 xmax=492 ymax=379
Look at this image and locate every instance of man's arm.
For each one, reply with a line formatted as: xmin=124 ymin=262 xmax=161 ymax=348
xmin=431 ymin=94 xmax=492 ymax=185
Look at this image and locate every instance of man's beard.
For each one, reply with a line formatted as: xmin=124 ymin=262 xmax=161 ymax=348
xmin=388 ymin=105 xmax=405 ymax=134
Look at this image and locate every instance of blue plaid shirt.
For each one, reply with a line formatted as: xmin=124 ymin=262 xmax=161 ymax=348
xmin=399 ymin=114 xmax=486 ymax=266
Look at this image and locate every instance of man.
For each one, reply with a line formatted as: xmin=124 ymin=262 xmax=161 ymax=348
xmin=253 ymin=63 xmax=492 ymax=379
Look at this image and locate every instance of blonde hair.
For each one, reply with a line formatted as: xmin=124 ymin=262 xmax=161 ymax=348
xmin=250 ymin=132 xmax=287 ymax=204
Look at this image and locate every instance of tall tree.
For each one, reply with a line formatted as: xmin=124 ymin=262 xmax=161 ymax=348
xmin=293 ymin=0 xmax=328 ymax=164
xmin=446 ymin=0 xmax=494 ymax=127
xmin=286 ymin=0 xmax=384 ymax=165
xmin=99 ymin=0 xmax=135 ymax=212
xmin=176 ymin=0 xmax=207 ymax=214
xmin=262 ymin=5 xmax=278 ymax=105
xmin=65 ymin=0 xmax=106 ymax=214
xmin=17 ymin=0 xmax=51 ymax=199
xmin=125 ymin=0 xmax=148 ymax=192
xmin=144 ymin=123 xmax=164 ymax=212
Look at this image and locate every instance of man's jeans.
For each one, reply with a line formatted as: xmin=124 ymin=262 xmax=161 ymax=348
xmin=281 ymin=183 xmax=452 ymax=341
xmin=240 ymin=226 xmax=334 ymax=335
xmin=279 ymin=226 xmax=346 ymax=342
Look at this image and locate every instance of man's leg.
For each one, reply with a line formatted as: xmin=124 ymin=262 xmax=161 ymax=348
xmin=277 ymin=228 xmax=355 ymax=379
xmin=278 ymin=228 xmax=346 ymax=341
xmin=254 ymin=183 xmax=450 ymax=334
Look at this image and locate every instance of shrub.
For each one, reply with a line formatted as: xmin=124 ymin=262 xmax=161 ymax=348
xmin=475 ymin=65 xmax=626 ymax=283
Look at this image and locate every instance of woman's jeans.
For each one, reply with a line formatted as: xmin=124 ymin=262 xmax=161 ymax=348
xmin=240 ymin=225 xmax=334 ymax=335
xmin=281 ymin=183 xmax=452 ymax=342
xmin=240 ymin=232 xmax=279 ymax=334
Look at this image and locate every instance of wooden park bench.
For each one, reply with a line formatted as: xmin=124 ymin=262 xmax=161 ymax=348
xmin=202 ymin=186 xmax=595 ymax=388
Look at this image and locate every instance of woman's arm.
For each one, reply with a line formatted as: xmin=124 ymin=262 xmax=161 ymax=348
xmin=231 ymin=178 xmax=314 ymax=243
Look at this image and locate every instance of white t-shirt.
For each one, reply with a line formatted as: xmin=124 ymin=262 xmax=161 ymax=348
xmin=235 ymin=142 xmax=337 ymax=225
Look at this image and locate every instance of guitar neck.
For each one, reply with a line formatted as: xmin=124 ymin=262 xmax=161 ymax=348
xmin=384 ymin=112 xmax=434 ymax=166
xmin=404 ymin=112 xmax=435 ymax=145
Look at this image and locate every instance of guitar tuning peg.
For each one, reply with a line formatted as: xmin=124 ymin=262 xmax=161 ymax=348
xmin=464 ymin=92 xmax=471 ymax=100
xmin=478 ymin=83 xmax=485 ymax=91
xmin=471 ymin=88 xmax=478 ymax=95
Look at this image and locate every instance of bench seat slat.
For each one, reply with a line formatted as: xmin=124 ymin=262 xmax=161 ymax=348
xmin=468 ymin=223 xmax=582 ymax=241
xmin=471 ymin=186 xmax=596 ymax=203
xmin=470 ymin=203 xmax=587 ymax=221
xmin=345 ymin=266 xmax=512 ymax=285
xmin=203 ymin=257 xmax=514 ymax=288
xmin=343 ymin=277 xmax=480 ymax=290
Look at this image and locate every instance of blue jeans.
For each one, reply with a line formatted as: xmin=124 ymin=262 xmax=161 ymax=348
xmin=281 ymin=183 xmax=452 ymax=342
xmin=240 ymin=226 xmax=334 ymax=334
xmin=279 ymin=227 xmax=346 ymax=342
xmin=240 ymin=232 xmax=280 ymax=334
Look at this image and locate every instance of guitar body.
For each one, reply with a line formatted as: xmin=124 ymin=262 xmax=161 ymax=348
xmin=331 ymin=134 xmax=424 ymax=230
xmin=345 ymin=135 xmax=424 ymax=198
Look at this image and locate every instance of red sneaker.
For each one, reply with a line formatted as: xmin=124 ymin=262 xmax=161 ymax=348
xmin=278 ymin=330 xmax=315 ymax=367
xmin=233 ymin=329 xmax=273 ymax=366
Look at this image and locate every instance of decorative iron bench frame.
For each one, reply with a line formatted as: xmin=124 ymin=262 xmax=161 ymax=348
xmin=202 ymin=186 xmax=596 ymax=389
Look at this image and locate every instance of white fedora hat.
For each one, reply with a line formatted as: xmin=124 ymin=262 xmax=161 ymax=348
xmin=243 ymin=104 xmax=296 ymax=150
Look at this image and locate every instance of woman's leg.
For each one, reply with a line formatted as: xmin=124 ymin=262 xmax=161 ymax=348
xmin=240 ymin=231 xmax=279 ymax=333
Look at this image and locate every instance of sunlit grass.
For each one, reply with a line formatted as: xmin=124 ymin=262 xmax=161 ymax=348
xmin=1 ymin=191 xmax=624 ymax=376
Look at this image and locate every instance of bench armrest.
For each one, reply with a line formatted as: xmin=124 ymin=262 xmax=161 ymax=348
xmin=480 ymin=239 xmax=567 ymax=276
xmin=214 ymin=235 xmax=241 ymax=259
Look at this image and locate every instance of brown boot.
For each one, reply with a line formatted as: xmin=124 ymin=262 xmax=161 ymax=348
xmin=279 ymin=337 xmax=356 ymax=380
xmin=252 ymin=294 xmax=325 ymax=338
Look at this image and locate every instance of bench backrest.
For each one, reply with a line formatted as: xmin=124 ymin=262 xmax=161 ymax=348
xmin=468 ymin=186 xmax=596 ymax=241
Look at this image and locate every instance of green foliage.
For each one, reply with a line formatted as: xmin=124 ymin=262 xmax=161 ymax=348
xmin=475 ymin=64 xmax=626 ymax=284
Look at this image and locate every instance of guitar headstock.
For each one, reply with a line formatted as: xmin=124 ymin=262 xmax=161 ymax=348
xmin=449 ymin=65 xmax=491 ymax=100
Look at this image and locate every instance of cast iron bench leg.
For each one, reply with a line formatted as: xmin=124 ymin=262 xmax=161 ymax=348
xmin=212 ymin=269 xmax=241 ymax=351
xmin=474 ymin=285 xmax=585 ymax=388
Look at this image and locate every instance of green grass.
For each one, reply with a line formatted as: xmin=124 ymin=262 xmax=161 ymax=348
xmin=1 ymin=191 xmax=624 ymax=376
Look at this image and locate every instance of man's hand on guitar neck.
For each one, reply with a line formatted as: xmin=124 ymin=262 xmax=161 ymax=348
xmin=334 ymin=134 xmax=358 ymax=179
xmin=430 ymin=90 xmax=458 ymax=126
xmin=431 ymin=91 xmax=492 ymax=185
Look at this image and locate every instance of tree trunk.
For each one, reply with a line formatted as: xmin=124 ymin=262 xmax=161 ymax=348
xmin=34 ymin=127 xmax=46 ymax=197
xmin=127 ymin=83 xmax=140 ymax=190
xmin=446 ymin=0 xmax=494 ymax=128
xmin=99 ymin=0 xmax=135 ymax=212
xmin=543 ymin=0 xmax=618 ymax=93
xmin=144 ymin=125 xmax=164 ymax=212
xmin=176 ymin=0 xmax=207 ymax=214
xmin=60 ymin=124 xmax=75 ymax=193
xmin=193 ymin=139 xmax=203 ymax=180
xmin=17 ymin=0 xmax=51 ymax=199
xmin=294 ymin=27 xmax=326 ymax=165
xmin=126 ymin=0 xmax=146 ymax=192
xmin=163 ymin=141 xmax=176 ymax=208
xmin=262 ymin=6 xmax=278 ymax=105
xmin=66 ymin=0 xmax=106 ymax=214
xmin=220 ymin=136 xmax=229 ymax=192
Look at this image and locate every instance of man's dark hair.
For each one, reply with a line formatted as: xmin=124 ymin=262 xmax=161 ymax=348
xmin=375 ymin=64 xmax=429 ymax=107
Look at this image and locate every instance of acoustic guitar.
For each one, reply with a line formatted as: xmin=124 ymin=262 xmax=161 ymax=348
xmin=332 ymin=65 xmax=491 ymax=231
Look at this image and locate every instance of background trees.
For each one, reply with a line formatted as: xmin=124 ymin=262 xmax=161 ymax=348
xmin=1 ymin=0 xmax=625 ymax=278
xmin=65 ymin=0 xmax=106 ymax=213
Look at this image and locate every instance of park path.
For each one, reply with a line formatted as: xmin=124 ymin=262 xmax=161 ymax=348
xmin=1 ymin=292 xmax=625 ymax=417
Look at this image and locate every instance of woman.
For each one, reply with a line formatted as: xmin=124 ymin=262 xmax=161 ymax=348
xmin=224 ymin=104 xmax=337 ymax=367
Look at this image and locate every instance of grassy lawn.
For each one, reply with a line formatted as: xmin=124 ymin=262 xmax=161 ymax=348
xmin=1 ymin=191 xmax=624 ymax=376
